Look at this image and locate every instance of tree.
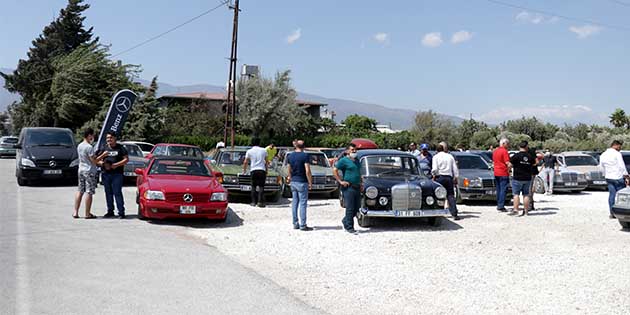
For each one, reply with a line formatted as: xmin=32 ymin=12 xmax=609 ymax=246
xmin=0 ymin=112 xmax=9 ymax=136
xmin=2 ymin=0 xmax=97 ymax=131
xmin=609 ymin=108 xmax=629 ymax=129
xmin=236 ymin=70 xmax=306 ymax=138
xmin=501 ymin=117 xmax=557 ymax=142
xmin=342 ymin=114 xmax=377 ymax=135
xmin=125 ymin=76 xmax=162 ymax=142
xmin=412 ymin=110 xmax=456 ymax=145
xmin=457 ymin=119 xmax=488 ymax=149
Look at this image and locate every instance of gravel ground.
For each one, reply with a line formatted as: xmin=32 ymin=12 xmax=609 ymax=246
xmin=187 ymin=191 xmax=629 ymax=315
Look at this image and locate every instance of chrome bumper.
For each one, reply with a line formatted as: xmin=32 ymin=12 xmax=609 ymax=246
xmin=359 ymin=208 xmax=450 ymax=218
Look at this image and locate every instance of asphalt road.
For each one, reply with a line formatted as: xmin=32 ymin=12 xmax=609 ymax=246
xmin=0 ymin=158 xmax=321 ymax=314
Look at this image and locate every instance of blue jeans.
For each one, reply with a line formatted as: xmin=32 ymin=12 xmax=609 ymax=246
xmin=607 ymin=179 xmax=626 ymax=214
xmin=341 ymin=186 xmax=361 ymax=231
xmin=291 ymin=182 xmax=309 ymax=227
xmin=102 ymin=173 xmax=125 ymax=215
xmin=495 ymin=176 xmax=509 ymax=209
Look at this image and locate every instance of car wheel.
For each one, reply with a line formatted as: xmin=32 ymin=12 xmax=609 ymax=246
xmin=357 ymin=211 xmax=372 ymax=228
xmin=330 ymin=189 xmax=340 ymax=199
xmin=282 ymin=183 xmax=292 ymax=198
xmin=137 ymin=204 xmax=146 ymax=220
xmin=428 ymin=216 xmax=442 ymax=227
xmin=17 ymin=177 xmax=28 ymax=186
xmin=533 ymin=177 xmax=545 ymax=194
xmin=619 ymin=220 xmax=630 ymax=229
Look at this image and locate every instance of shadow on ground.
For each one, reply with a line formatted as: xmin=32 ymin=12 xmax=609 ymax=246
xmin=360 ymin=217 xmax=463 ymax=233
xmin=146 ymin=208 xmax=244 ymax=229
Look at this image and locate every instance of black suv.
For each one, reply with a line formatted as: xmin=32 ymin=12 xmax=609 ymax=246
xmin=15 ymin=127 xmax=79 ymax=186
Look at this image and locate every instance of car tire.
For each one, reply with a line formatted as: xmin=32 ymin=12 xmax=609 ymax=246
xmin=428 ymin=216 xmax=442 ymax=227
xmin=533 ymin=177 xmax=545 ymax=194
xmin=282 ymin=183 xmax=292 ymax=198
xmin=268 ymin=191 xmax=282 ymax=203
xmin=619 ymin=220 xmax=630 ymax=229
xmin=357 ymin=211 xmax=372 ymax=228
xmin=330 ymin=189 xmax=340 ymax=199
xmin=17 ymin=176 xmax=28 ymax=186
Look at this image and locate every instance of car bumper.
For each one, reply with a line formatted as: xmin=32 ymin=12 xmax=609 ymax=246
xmin=586 ymin=180 xmax=608 ymax=189
xmin=222 ymin=184 xmax=281 ymax=194
xmin=140 ymin=200 xmax=228 ymax=220
xmin=309 ymin=184 xmax=338 ymax=193
xmin=612 ymin=206 xmax=630 ymax=222
xmin=359 ymin=208 xmax=450 ymax=218
xmin=459 ymin=187 xmax=498 ymax=200
xmin=17 ymin=166 xmax=78 ymax=181
xmin=552 ymin=182 xmax=588 ymax=191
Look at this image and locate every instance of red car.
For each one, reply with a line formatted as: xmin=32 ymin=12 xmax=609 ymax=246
xmin=135 ymin=156 xmax=228 ymax=221
xmin=146 ymin=143 xmax=206 ymax=160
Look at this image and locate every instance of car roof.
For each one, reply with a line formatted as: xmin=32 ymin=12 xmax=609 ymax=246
xmin=219 ymin=147 xmax=250 ymax=152
xmin=22 ymin=127 xmax=72 ymax=132
xmin=154 ymin=143 xmax=201 ymax=148
xmin=120 ymin=141 xmax=142 ymax=147
xmin=451 ymin=152 xmax=482 ymax=157
xmin=152 ymin=156 xmax=205 ymax=161
xmin=560 ymin=152 xmax=591 ymax=157
xmin=124 ymin=141 xmax=154 ymax=145
xmin=356 ymin=149 xmax=413 ymax=158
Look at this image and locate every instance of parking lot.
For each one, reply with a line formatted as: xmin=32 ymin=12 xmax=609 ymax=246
xmin=2 ymin=158 xmax=629 ymax=314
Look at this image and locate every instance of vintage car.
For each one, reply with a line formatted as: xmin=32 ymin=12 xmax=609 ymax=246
xmin=120 ymin=142 xmax=149 ymax=181
xmin=451 ymin=152 xmax=507 ymax=203
xmin=134 ymin=157 xmax=228 ymax=221
xmin=557 ymin=152 xmax=607 ymax=190
xmin=612 ymin=187 xmax=630 ymax=229
xmin=533 ymin=158 xmax=588 ymax=194
xmin=123 ymin=141 xmax=154 ymax=157
xmin=277 ymin=150 xmax=339 ymax=198
xmin=342 ymin=150 xmax=449 ymax=227
xmin=0 ymin=136 xmax=18 ymax=157
xmin=147 ymin=143 xmax=205 ymax=160
xmin=209 ymin=147 xmax=282 ymax=202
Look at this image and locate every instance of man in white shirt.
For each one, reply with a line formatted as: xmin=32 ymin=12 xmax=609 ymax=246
xmin=431 ymin=141 xmax=460 ymax=220
xmin=408 ymin=142 xmax=421 ymax=157
xmin=599 ymin=140 xmax=629 ymax=219
xmin=243 ymin=138 xmax=268 ymax=207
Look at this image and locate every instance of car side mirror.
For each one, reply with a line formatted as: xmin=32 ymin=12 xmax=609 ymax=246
xmin=134 ymin=168 xmax=144 ymax=175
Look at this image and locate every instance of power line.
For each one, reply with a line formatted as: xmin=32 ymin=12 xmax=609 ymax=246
xmin=484 ymin=0 xmax=630 ymax=32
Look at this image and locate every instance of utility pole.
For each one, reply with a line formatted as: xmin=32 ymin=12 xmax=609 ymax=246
xmin=223 ymin=0 xmax=240 ymax=148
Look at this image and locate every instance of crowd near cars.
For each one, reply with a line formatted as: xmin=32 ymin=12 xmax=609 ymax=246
xmin=6 ymin=126 xmax=630 ymax=229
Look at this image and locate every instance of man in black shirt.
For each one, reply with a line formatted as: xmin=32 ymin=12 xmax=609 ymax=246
xmin=509 ymin=141 xmax=535 ymax=216
xmin=96 ymin=132 xmax=129 ymax=218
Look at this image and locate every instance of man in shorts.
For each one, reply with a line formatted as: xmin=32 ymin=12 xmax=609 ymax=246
xmin=509 ymin=141 xmax=535 ymax=216
xmin=73 ymin=128 xmax=98 ymax=219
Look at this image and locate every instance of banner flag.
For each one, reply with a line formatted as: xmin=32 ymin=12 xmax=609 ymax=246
xmin=95 ymin=89 xmax=137 ymax=151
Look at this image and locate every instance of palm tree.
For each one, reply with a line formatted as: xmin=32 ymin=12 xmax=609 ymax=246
xmin=609 ymin=108 xmax=628 ymax=128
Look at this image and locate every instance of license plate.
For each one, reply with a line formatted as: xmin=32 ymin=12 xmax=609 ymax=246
xmin=124 ymin=172 xmax=135 ymax=176
xmin=486 ymin=190 xmax=496 ymax=195
xmin=240 ymin=185 xmax=252 ymax=191
xmin=565 ymin=182 xmax=578 ymax=186
xmin=395 ymin=210 xmax=422 ymax=217
xmin=43 ymin=169 xmax=62 ymax=175
xmin=313 ymin=184 xmax=325 ymax=190
xmin=594 ymin=181 xmax=606 ymax=185
xmin=179 ymin=205 xmax=196 ymax=214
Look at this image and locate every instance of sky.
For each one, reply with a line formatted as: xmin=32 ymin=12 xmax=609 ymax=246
xmin=1 ymin=0 xmax=629 ymax=124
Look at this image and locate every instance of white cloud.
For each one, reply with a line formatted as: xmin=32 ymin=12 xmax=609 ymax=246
xmin=569 ymin=25 xmax=602 ymax=39
xmin=286 ymin=28 xmax=301 ymax=44
xmin=515 ymin=11 xmax=557 ymax=25
xmin=373 ymin=32 xmax=389 ymax=44
xmin=451 ymin=30 xmax=473 ymax=44
xmin=421 ymin=32 xmax=443 ymax=48
xmin=475 ymin=105 xmax=609 ymax=125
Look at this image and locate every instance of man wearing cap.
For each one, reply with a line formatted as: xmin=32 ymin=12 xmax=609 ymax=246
xmin=418 ymin=143 xmax=433 ymax=176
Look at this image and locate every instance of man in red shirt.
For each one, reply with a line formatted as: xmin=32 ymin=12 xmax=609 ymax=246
xmin=493 ymin=138 xmax=512 ymax=212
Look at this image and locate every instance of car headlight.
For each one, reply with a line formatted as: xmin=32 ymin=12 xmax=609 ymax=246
xmin=223 ymin=175 xmax=238 ymax=184
xmin=365 ymin=186 xmax=378 ymax=199
xmin=379 ymin=196 xmax=389 ymax=206
xmin=144 ymin=190 xmax=165 ymax=201
xmin=326 ymin=176 xmax=336 ymax=184
xmin=585 ymin=173 xmax=591 ymax=180
xmin=265 ymin=176 xmax=280 ymax=185
xmin=578 ymin=174 xmax=586 ymax=181
xmin=426 ymin=196 xmax=435 ymax=205
xmin=21 ymin=158 xmax=35 ymax=167
xmin=463 ymin=177 xmax=482 ymax=188
xmin=69 ymin=158 xmax=79 ymax=167
xmin=435 ymin=186 xmax=447 ymax=199
xmin=210 ymin=192 xmax=227 ymax=202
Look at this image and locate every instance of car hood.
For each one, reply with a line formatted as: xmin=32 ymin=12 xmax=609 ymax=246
xmin=310 ymin=165 xmax=332 ymax=176
xmin=458 ymin=169 xmax=494 ymax=179
xmin=214 ymin=164 xmax=279 ymax=176
xmin=25 ymin=146 xmax=77 ymax=160
xmin=363 ymin=175 xmax=440 ymax=193
xmin=128 ymin=156 xmax=148 ymax=165
xmin=146 ymin=175 xmax=223 ymax=192
xmin=565 ymin=165 xmax=599 ymax=173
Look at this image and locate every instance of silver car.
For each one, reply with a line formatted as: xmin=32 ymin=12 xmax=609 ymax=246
xmin=120 ymin=142 xmax=148 ymax=181
xmin=277 ymin=151 xmax=339 ymax=198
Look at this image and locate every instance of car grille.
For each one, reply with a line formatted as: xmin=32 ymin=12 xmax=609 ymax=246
xmin=165 ymin=192 xmax=210 ymax=203
xmin=590 ymin=171 xmax=604 ymax=180
xmin=391 ymin=184 xmax=422 ymax=210
xmin=562 ymin=173 xmax=578 ymax=182
xmin=482 ymin=179 xmax=495 ymax=188
xmin=313 ymin=176 xmax=326 ymax=185
xmin=35 ymin=159 xmax=71 ymax=168
xmin=237 ymin=176 xmax=251 ymax=185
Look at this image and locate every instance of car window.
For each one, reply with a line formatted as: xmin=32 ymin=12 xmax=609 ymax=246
xmin=149 ymin=159 xmax=210 ymax=176
xmin=362 ymin=156 xmax=420 ymax=176
xmin=456 ymin=155 xmax=489 ymax=170
xmin=153 ymin=145 xmax=166 ymax=156
xmin=219 ymin=151 xmax=246 ymax=165
xmin=123 ymin=144 xmax=143 ymax=157
xmin=564 ymin=156 xmax=598 ymax=166
xmin=167 ymin=146 xmax=204 ymax=158
xmin=26 ymin=130 xmax=74 ymax=147
xmin=137 ymin=143 xmax=154 ymax=152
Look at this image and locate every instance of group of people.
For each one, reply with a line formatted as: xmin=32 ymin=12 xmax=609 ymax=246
xmin=73 ymin=128 xmax=129 ymax=219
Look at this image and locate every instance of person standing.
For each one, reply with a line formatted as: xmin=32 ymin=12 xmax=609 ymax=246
xmin=527 ymin=149 xmax=542 ymax=211
xmin=418 ymin=143 xmax=433 ymax=176
xmin=243 ymin=138 xmax=268 ymax=207
xmin=509 ymin=141 xmax=534 ymax=216
xmin=96 ymin=132 xmax=129 ymax=219
xmin=599 ymin=140 xmax=629 ymax=219
xmin=73 ymin=128 xmax=98 ymax=219
xmin=408 ymin=142 xmax=421 ymax=158
xmin=540 ymin=150 xmax=557 ymax=195
xmin=431 ymin=142 xmax=460 ymax=220
xmin=334 ymin=143 xmax=362 ymax=233
xmin=265 ymin=141 xmax=278 ymax=167
xmin=286 ymin=140 xmax=313 ymax=231
xmin=493 ymin=138 xmax=512 ymax=212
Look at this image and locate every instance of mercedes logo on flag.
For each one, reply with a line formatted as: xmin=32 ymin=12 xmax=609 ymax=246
xmin=115 ymin=96 xmax=132 ymax=113
xmin=183 ymin=193 xmax=193 ymax=203
xmin=49 ymin=160 xmax=57 ymax=168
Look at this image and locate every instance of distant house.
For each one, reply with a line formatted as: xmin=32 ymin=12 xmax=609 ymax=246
xmin=157 ymin=92 xmax=327 ymax=119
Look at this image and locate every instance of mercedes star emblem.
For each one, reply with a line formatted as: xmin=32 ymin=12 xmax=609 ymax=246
xmin=115 ymin=96 xmax=132 ymax=113
xmin=183 ymin=193 xmax=193 ymax=203
xmin=49 ymin=160 xmax=57 ymax=168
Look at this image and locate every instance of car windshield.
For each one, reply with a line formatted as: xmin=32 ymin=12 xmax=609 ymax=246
xmin=136 ymin=143 xmax=154 ymax=152
xmin=167 ymin=146 xmax=205 ymax=158
xmin=362 ymin=155 xmax=420 ymax=176
xmin=123 ymin=144 xmax=143 ymax=157
xmin=564 ymin=156 xmax=598 ymax=166
xmin=476 ymin=152 xmax=493 ymax=163
xmin=320 ymin=149 xmax=343 ymax=158
xmin=286 ymin=152 xmax=330 ymax=167
xmin=623 ymin=155 xmax=630 ymax=165
xmin=148 ymin=159 xmax=210 ymax=177
xmin=1 ymin=137 xmax=18 ymax=144
xmin=219 ymin=151 xmax=246 ymax=165
xmin=456 ymin=155 xmax=489 ymax=170
xmin=26 ymin=130 xmax=74 ymax=147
